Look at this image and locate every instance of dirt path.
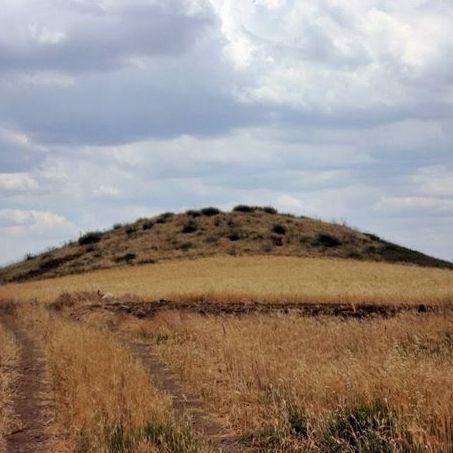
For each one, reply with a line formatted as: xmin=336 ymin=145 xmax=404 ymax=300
xmin=0 ymin=313 xmax=51 ymax=453
xmin=83 ymin=299 xmax=445 ymax=320
xmin=123 ymin=338 xmax=243 ymax=453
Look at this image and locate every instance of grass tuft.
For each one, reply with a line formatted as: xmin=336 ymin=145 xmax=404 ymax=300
xmin=199 ymin=207 xmax=222 ymax=216
xmin=182 ymin=221 xmax=198 ymax=234
xmin=78 ymin=231 xmax=103 ymax=246
xmin=272 ymin=224 xmax=287 ymax=235
xmin=315 ymin=233 xmax=342 ymax=248
xmin=322 ymin=401 xmax=395 ymax=453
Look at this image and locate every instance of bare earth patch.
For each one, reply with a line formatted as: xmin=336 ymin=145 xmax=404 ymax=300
xmin=0 ymin=314 xmax=52 ymax=453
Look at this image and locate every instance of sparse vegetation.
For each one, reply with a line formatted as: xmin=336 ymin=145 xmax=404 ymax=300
xmin=272 ymin=224 xmax=287 ymax=235
xmin=315 ymin=233 xmax=342 ymax=248
xmin=1 ymin=208 xmax=451 ymax=283
xmin=179 ymin=242 xmax=193 ymax=252
xmin=199 ymin=207 xmax=221 ymax=216
xmin=156 ymin=212 xmax=174 ymax=224
xmin=114 ymin=253 xmax=136 ymax=263
xmin=233 ymin=204 xmax=256 ymax=213
xmin=364 ymin=233 xmax=382 ymax=242
xmin=228 ymin=231 xmax=241 ymax=241
xmin=185 ymin=210 xmax=201 ymax=218
xmin=39 ymin=257 xmax=64 ymax=271
xmin=182 ymin=221 xmax=198 ymax=234
xmin=125 ymin=226 xmax=136 ymax=236
xmin=262 ymin=206 xmax=278 ymax=214
xmin=78 ymin=231 xmax=103 ymax=246
xmin=142 ymin=221 xmax=154 ymax=231
xmin=233 ymin=205 xmax=278 ymax=215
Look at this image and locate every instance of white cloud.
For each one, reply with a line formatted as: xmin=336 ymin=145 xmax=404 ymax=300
xmin=276 ymin=194 xmax=303 ymax=210
xmin=29 ymin=24 xmax=67 ymax=45
xmin=412 ymin=167 xmax=453 ymax=196
xmin=17 ymin=71 xmax=76 ymax=87
xmin=209 ymin=0 xmax=453 ymax=111
xmin=0 ymin=209 xmax=74 ymax=238
xmin=0 ymin=0 xmax=453 ymax=265
xmin=0 ymin=0 xmax=214 ymax=76
xmin=94 ymin=184 xmax=119 ymax=197
xmin=0 ymin=126 xmax=30 ymax=147
xmin=0 ymin=173 xmax=38 ymax=191
xmin=376 ymin=196 xmax=453 ymax=213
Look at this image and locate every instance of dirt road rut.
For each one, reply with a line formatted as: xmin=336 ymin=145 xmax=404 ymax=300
xmin=1 ymin=313 xmax=51 ymax=453
xmin=125 ymin=339 xmax=243 ymax=453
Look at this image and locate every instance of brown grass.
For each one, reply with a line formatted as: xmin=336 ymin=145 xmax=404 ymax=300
xmin=0 ymin=323 xmax=18 ymax=453
xmin=114 ymin=311 xmax=453 ymax=452
xmin=2 ymin=208 xmax=450 ymax=283
xmin=3 ymin=251 xmax=453 ymax=451
xmin=2 ymin=256 xmax=453 ymax=306
xmin=15 ymin=305 xmax=203 ymax=453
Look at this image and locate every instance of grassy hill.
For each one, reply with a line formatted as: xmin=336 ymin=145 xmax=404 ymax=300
xmin=1 ymin=205 xmax=452 ymax=283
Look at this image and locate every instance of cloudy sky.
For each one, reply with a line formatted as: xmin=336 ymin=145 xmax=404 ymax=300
xmin=1 ymin=0 xmax=453 ymax=265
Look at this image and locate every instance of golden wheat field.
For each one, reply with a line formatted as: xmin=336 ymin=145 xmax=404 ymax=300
xmin=1 ymin=256 xmax=453 ymax=305
xmin=111 ymin=310 xmax=453 ymax=452
xmin=10 ymin=304 xmax=205 ymax=453
xmin=1 ymin=255 xmax=453 ymax=452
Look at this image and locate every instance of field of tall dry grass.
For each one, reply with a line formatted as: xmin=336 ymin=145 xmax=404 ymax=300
xmin=2 ymin=254 xmax=453 ymax=452
xmin=0 ymin=323 xmax=18 ymax=453
xmin=15 ymin=305 xmax=203 ymax=453
xmin=2 ymin=256 xmax=453 ymax=306
xmin=113 ymin=311 xmax=453 ymax=452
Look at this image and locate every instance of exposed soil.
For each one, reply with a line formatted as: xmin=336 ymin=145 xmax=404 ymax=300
xmin=82 ymin=299 xmax=448 ymax=320
xmin=123 ymin=339 xmax=244 ymax=453
xmin=0 ymin=312 xmax=52 ymax=453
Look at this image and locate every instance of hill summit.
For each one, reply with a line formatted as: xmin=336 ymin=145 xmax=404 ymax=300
xmin=1 ymin=205 xmax=452 ymax=283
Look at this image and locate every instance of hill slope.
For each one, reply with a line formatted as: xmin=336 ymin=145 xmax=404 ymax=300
xmin=1 ymin=206 xmax=452 ymax=283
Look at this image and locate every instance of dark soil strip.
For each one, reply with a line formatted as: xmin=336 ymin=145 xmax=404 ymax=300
xmin=124 ymin=339 xmax=243 ymax=453
xmin=87 ymin=299 xmax=448 ymax=320
xmin=0 ymin=313 xmax=51 ymax=453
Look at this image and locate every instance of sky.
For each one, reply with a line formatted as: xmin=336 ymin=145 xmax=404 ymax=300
xmin=1 ymin=0 xmax=453 ymax=265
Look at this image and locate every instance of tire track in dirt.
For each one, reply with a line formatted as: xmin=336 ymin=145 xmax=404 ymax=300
xmin=0 ymin=311 xmax=51 ymax=453
xmin=123 ymin=338 xmax=244 ymax=453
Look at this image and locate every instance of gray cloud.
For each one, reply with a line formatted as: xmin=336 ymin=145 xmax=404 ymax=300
xmin=0 ymin=0 xmax=214 ymax=74
xmin=1 ymin=0 xmax=453 ymax=264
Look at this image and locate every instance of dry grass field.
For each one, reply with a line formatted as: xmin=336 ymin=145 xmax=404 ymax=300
xmin=13 ymin=304 xmax=203 ymax=453
xmin=107 ymin=311 xmax=453 ymax=452
xmin=1 ymin=256 xmax=453 ymax=306
xmin=1 ymin=252 xmax=453 ymax=452
xmin=0 ymin=323 xmax=18 ymax=453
